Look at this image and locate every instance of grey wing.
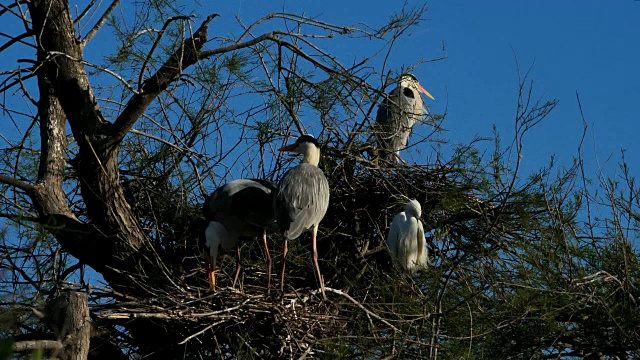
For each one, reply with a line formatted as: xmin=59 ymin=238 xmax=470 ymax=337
xmin=203 ymin=179 xmax=276 ymax=238
xmin=229 ymin=179 xmax=276 ymax=230
xmin=375 ymin=86 xmax=419 ymax=161
xmin=375 ymin=86 xmax=401 ymax=127
xmin=275 ymin=164 xmax=330 ymax=239
xmin=393 ymin=89 xmax=419 ymax=150
xmin=203 ymin=183 xmax=233 ymax=221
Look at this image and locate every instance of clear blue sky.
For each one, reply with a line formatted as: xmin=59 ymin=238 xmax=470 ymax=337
xmin=1 ymin=2 xmax=637 ymax=184
xmin=194 ymin=0 xmax=640 ymax=180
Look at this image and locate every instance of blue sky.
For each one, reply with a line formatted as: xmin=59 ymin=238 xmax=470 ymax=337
xmin=56 ymin=0 xmax=639 ymax=183
xmin=0 ymin=2 xmax=637 ymax=188
xmin=191 ymin=0 xmax=640 ymax=180
xmin=424 ymin=1 xmax=640 ymax=175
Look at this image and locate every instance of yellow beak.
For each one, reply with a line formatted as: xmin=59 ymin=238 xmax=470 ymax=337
xmin=205 ymin=254 xmax=216 ymax=290
xmin=279 ymin=143 xmax=298 ymax=152
xmin=416 ymin=82 xmax=435 ymax=100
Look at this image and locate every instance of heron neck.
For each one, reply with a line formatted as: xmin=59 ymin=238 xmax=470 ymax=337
xmin=406 ymin=202 xmax=421 ymax=218
xmin=302 ymin=147 xmax=320 ymax=166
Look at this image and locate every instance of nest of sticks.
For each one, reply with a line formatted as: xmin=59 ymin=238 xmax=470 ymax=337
xmin=78 ymin=144 xmax=498 ymax=359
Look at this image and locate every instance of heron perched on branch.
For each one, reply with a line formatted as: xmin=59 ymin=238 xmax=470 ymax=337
xmin=374 ymin=73 xmax=434 ymax=163
xmin=274 ymin=134 xmax=330 ymax=299
xmin=386 ymin=199 xmax=430 ymax=273
xmin=202 ymin=179 xmax=277 ymax=291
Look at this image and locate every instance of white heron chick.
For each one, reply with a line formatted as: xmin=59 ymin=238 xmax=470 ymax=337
xmin=386 ymin=199 xmax=430 ymax=273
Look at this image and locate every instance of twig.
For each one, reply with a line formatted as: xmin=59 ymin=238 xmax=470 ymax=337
xmin=323 ymin=287 xmax=399 ymax=332
xmin=80 ymin=0 xmax=121 ymax=45
xmin=137 ymin=15 xmax=195 ymax=89
xmin=178 ymin=320 xmax=224 ymax=344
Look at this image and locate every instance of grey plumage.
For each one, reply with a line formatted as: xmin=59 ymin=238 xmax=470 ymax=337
xmin=274 ymin=134 xmax=330 ymax=299
xmin=275 ymin=163 xmax=330 ymax=239
xmin=202 ymin=178 xmax=276 ymax=290
xmin=374 ymin=73 xmax=434 ymax=163
xmin=204 ymin=178 xmax=277 ymax=236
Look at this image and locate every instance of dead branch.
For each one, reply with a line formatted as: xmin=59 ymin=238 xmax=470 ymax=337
xmin=13 ymin=340 xmax=63 ymax=352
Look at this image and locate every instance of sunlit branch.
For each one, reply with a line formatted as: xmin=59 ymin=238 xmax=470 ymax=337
xmin=80 ymin=0 xmax=121 ymax=46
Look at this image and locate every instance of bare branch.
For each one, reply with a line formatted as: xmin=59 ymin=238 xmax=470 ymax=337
xmin=110 ymin=14 xmax=216 ymax=144
xmin=13 ymin=340 xmax=63 ymax=352
xmin=73 ymin=0 xmax=97 ymax=25
xmin=0 ymin=173 xmax=34 ymax=193
xmin=198 ymin=30 xmax=283 ymax=59
xmin=0 ymin=30 xmax=34 ymax=53
xmin=324 ymin=287 xmax=399 ymax=332
xmin=80 ymin=0 xmax=121 ymax=45
xmin=137 ymin=15 xmax=196 ymax=90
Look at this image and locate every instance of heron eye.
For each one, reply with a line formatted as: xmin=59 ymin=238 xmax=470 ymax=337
xmin=403 ymin=88 xmax=415 ymax=99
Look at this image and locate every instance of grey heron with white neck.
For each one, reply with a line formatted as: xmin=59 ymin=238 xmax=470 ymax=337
xmin=203 ymin=178 xmax=277 ymax=291
xmin=274 ymin=134 xmax=331 ymax=299
xmin=374 ymin=73 xmax=434 ymax=164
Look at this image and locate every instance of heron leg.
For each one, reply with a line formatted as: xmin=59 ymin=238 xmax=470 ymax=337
xmin=205 ymin=255 xmax=216 ymax=291
xmin=312 ymin=225 xmax=326 ymax=300
xmin=281 ymin=237 xmax=288 ymax=293
xmin=262 ymin=230 xmax=272 ymax=294
xmin=232 ymin=246 xmax=241 ymax=289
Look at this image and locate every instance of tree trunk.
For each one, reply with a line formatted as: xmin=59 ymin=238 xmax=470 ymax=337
xmin=45 ymin=292 xmax=91 ymax=360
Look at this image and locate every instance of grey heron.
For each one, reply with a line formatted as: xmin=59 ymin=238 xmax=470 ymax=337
xmin=386 ymin=199 xmax=430 ymax=273
xmin=274 ymin=134 xmax=330 ymax=299
xmin=374 ymin=73 xmax=434 ymax=163
xmin=203 ymin=178 xmax=277 ymax=291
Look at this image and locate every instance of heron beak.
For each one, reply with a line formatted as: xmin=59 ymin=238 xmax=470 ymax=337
xmin=416 ymin=82 xmax=435 ymax=100
xmin=278 ymin=143 xmax=298 ymax=152
xmin=205 ymin=254 xmax=216 ymax=290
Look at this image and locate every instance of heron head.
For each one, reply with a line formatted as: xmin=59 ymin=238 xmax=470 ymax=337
xmin=204 ymin=221 xmax=229 ymax=260
xmin=279 ymin=134 xmax=321 ymax=165
xmin=404 ymin=199 xmax=422 ymax=218
xmin=400 ymin=73 xmax=434 ymax=100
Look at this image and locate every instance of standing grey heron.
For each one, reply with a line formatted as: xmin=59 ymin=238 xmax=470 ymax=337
xmin=203 ymin=178 xmax=277 ymax=291
xmin=374 ymin=73 xmax=434 ymax=164
xmin=274 ymin=134 xmax=330 ymax=299
xmin=386 ymin=199 xmax=430 ymax=273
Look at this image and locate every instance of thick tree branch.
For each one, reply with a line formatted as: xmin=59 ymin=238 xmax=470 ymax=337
xmin=28 ymin=0 xmax=105 ymax=141
xmin=137 ymin=15 xmax=195 ymax=89
xmin=26 ymin=0 xmax=156 ymax=290
xmin=44 ymin=292 xmax=91 ymax=360
xmin=13 ymin=340 xmax=63 ymax=352
xmin=110 ymin=14 xmax=216 ymax=144
xmin=34 ymin=64 xmax=72 ymax=217
xmin=0 ymin=173 xmax=35 ymax=193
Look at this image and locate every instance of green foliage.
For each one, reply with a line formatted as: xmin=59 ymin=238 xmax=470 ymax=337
xmin=0 ymin=339 xmax=13 ymax=360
